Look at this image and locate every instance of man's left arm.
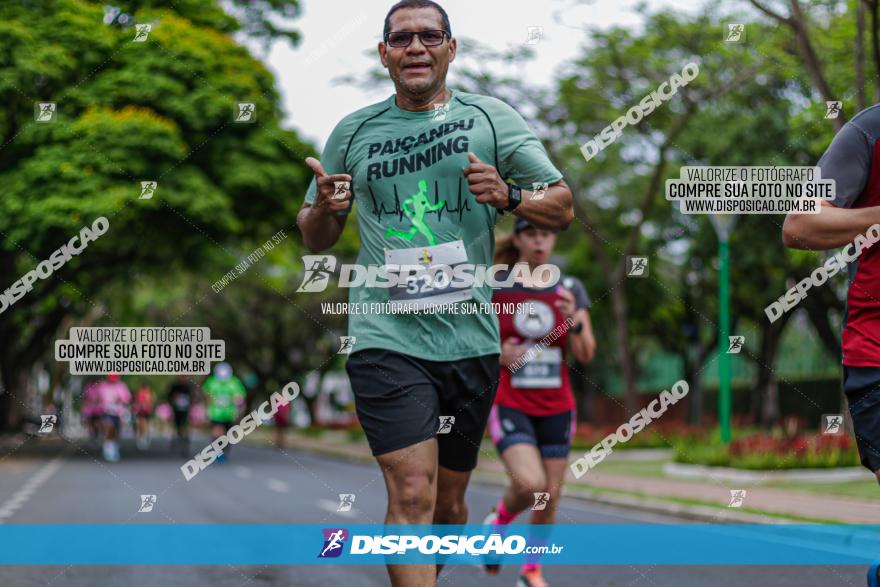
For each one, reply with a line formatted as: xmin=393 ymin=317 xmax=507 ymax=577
xmin=462 ymin=101 xmax=573 ymax=229
xmin=463 ymin=152 xmax=573 ymax=229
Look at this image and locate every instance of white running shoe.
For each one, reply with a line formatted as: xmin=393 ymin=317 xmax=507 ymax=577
xmin=481 ymin=509 xmax=501 ymax=575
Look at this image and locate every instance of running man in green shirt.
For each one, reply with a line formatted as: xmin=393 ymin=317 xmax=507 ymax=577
xmin=202 ymin=362 xmax=246 ymax=462
xmin=296 ymin=2 xmax=573 ymax=585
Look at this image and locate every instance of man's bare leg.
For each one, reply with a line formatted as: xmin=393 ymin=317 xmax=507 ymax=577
xmin=377 ymin=438 xmax=438 ymax=587
xmin=432 ymin=466 xmax=473 ymax=577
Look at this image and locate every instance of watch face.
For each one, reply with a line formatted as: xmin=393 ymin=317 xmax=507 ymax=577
xmin=507 ymin=185 xmax=522 ymax=210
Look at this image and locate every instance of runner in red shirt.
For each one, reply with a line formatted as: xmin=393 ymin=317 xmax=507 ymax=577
xmin=483 ymin=218 xmax=596 ymax=587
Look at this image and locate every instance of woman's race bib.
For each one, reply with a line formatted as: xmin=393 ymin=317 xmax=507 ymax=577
xmin=511 ymin=346 xmax=563 ymax=388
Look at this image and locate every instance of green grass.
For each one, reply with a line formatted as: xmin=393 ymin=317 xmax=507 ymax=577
xmin=297 ymin=425 xmax=325 ymax=438
xmin=584 ymin=459 xmax=667 ymax=477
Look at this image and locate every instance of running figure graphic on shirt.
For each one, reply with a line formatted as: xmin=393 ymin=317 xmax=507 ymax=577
xmin=384 ymin=179 xmax=445 ymax=246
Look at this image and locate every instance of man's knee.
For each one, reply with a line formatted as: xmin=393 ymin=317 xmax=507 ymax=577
xmin=388 ymin=471 xmax=435 ymax=517
xmin=435 ymin=493 xmax=467 ymax=521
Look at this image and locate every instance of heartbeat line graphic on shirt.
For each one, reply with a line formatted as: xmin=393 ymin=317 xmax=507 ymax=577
xmin=368 ymin=178 xmax=472 ymax=224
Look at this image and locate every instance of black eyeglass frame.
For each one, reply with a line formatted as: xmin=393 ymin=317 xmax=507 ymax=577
xmin=383 ymin=29 xmax=451 ymax=48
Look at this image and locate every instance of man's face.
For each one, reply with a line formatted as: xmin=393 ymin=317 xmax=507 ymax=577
xmin=379 ymin=7 xmax=456 ymax=99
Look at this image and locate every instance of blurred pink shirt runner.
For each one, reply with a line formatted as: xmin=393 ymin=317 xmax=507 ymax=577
xmin=88 ymin=380 xmax=132 ymax=418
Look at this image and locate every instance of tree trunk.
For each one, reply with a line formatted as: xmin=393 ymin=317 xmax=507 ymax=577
xmin=789 ymin=0 xmax=846 ymax=128
xmin=609 ymin=285 xmax=638 ymax=413
xmin=867 ymin=0 xmax=880 ymax=102
xmin=751 ymin=310 xmax=792 ymax=426
xmin=858 ymin=0 xmax=868 ymax=112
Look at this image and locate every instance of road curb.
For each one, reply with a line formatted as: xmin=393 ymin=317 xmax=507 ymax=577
xmin=280 ymin=436 xmax=798 ymax=524
xmin=468 ymin=468 xmax=784 ymax=524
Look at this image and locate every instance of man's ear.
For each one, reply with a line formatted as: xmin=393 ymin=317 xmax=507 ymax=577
xmin=378 ymin=42 xmax=388 ymax=68
xmin=448 ymin=37 xmax=457 ymax=63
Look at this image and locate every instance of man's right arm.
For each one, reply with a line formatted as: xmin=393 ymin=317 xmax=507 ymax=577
xmin=297 ymin=204 xmax=347 ymax=252
xmin=783 ymin=121 xmax=876 ymax=250
xmin=296 ymin=157 xmax=352 ymax=252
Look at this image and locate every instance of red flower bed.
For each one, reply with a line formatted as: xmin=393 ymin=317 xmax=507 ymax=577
xmin=728 ymin=433 xmax=853 ymax=458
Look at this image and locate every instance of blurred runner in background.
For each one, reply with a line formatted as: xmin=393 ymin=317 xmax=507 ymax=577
xmin=81 ymin=379 xmax=103 ymax=444
xmin=132 ymin=384 xmax=154 ymax=450
xmin=483 ymin=218 xmax=595 ymax=587
xmin=273 ymin=394 xmax=291 ymax=450
xmin=166 ymin=376 xmax=195 ymax=456
xmin=202 ymin=363 xmax=246 ymax=463
xmin=94 ymin=373 xmax=131 ymax=462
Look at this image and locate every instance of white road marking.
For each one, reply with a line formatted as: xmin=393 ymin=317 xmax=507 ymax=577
xmin=0 ymin=455 xmax=65 ymax=523
xmin=267 ymin=478 xmax=289 ymax=493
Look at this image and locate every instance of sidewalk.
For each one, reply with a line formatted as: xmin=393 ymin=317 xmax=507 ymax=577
xmin=278 ymin=432 xmax=880 ymax=525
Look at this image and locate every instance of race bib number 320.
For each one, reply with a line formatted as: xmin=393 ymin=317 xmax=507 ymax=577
xmin=384 ymin=240 xmax=472 ymax=309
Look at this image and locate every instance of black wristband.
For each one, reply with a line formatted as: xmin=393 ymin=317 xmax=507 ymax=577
xmin=570 ymin=320 xmax=583 ymax=334
xmin=504 ymin=184 xmax=522 ymax=212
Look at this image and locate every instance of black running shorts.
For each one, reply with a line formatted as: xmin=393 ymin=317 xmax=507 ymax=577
xmin=843 ymin=366 xmax=880 ymax=473
xmin=345 ymin=348 xmax=500 ymax=471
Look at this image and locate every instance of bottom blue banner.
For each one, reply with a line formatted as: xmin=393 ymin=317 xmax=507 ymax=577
xmin=0 ymin=524 xmax=877 ymax=565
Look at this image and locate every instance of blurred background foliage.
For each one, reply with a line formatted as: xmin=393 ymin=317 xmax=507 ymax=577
xmin=0 ymin=0 xmax=871 ymax=439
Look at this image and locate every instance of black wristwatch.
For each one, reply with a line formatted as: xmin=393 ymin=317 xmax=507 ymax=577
xmin=503 ymin=184 xmax=522 ymax=213
xmin=570 ymin=320 xmax=584 ymax=334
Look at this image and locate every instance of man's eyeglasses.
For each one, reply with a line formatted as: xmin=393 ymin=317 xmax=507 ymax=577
xmin=384 ymin=30 xmax=449 ymax=48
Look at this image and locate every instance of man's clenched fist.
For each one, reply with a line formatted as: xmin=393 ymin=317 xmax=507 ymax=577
xmin=463 ymin=152 xmax=509 ymax=209
xmin=306 ymin=157 xmax=351 ymax=214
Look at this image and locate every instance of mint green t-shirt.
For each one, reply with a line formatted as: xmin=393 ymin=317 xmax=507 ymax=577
xmin=305 ymin=90 xmax=563 ymax=361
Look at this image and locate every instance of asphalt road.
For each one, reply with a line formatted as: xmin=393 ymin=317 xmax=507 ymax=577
xmin=0 ymin=435 xmax=869 ymax=587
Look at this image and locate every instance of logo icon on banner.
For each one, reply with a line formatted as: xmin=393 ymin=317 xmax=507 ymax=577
xmin=297 ymin=255 xmax=337 ymax=292
xmin=337 ymin=494 xmax=355 ymax=512
xmin=138 ymin=494 xmax=157 ymax=513
xmin=38 ymin=415 xmax=57 ymax=433
xmin=318 ymin=528 xmax=348 ymax=558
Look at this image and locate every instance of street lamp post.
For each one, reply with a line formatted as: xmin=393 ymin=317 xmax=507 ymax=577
xmin=708 ymin=214 xmax=737 ymax=444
